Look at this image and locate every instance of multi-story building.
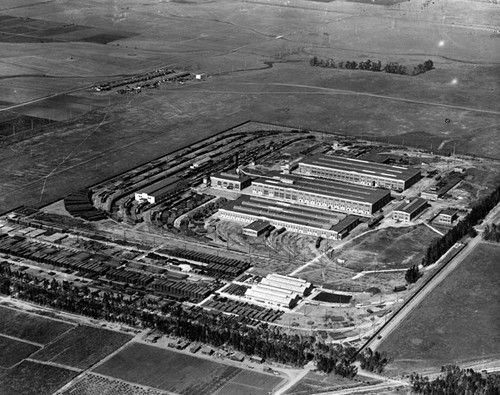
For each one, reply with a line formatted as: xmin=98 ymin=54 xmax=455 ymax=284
xmin=210 ymin=172 xmax=251 ymax=191
xmin=392 ymin=198 xmax=428 ymax=222
xmin=250 ymin=175 xmax=391 ymax=216
xmin=297 ymin=154 xmax=421 ymax=191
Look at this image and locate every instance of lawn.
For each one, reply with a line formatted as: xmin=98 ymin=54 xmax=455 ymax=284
xmin=31 ymin=325 xmax=132 ymax=370
xmin=0 ymin=306 xmax=74 ymax=345
xmin=379 ymin=242 xmax=500 ymax=375
xmin=0 ymin=335 xmax=40 ymax=369
xmin=0 ymin=360 xmax=78 ymax=395
xmin=334 ymin=225 xmax=440 ymax=271
xmin=94 ymin=342 xmax=282 ymax=395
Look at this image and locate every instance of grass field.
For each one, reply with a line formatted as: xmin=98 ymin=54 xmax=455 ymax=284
xmin=0 ymin=360 xmax=78 ymax=395
xmin=0 ymin=306 xmax=74 ymax=344
xmin=379 ymin=242 xmax=500 ymax=375
xmin=335 ymin=225 xmax=440 ymax=272
xmin=31 ymin=325 xmax=132 ymax=370
xmin=60 ymin=373 xmax=171 ymax=395
xmin=94 ymin=342 xmax=282 ymax=395
xmin=0 ymin=335 xmax=40 ymax=369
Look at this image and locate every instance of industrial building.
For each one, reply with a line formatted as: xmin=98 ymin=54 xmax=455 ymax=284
xmin=219 ymin=195 xmax=361 ymax=239
xmin=250 ymin=175 xmax=391 ymax=216
xmin=297 ymin=154 xmax=421 ymax=191
xmin=245 ymin=284 xmax=300 ymax=309
xmin=261 ymin=274 xmax=313 ymax=296
xmin=210 ymin=172 xmax=252 ymax=191
xmin=438 ymin=208 xmax=458 ymax=225
xmin=392 ymin=198 xmax=428 ymax=222
xmin=245 ymin=274 xmax=311 ymax=309
xmin=242 ymin=220 xmax=271 ymax=237
xmin=134 ymin=177 xmax=181 ymax=204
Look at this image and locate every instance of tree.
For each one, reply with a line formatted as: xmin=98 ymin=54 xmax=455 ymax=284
xmin=405 ymin=265 xmax=420 ymax=283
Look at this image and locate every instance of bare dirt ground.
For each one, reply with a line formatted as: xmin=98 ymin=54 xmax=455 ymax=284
xmin=0 ymin=0 xmax=499 ymax=214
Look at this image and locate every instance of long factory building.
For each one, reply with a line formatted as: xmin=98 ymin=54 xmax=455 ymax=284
xmin=245 ymin=274 xmax=312 ymax=309
xmin=219 ymin=195 xmax=361 ymax=239
xmin=250 ymin=175 xmax=391 ymax=216
xmin=297 ymin=154 xmax=421 ymax=191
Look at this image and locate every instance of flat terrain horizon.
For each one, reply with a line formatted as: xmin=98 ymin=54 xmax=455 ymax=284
xmin=0 ymin=0 xmax=499 ymax=214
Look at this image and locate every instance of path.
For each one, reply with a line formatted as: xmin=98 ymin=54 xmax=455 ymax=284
xmin=365 ymin=237 xmax=481 ymax=352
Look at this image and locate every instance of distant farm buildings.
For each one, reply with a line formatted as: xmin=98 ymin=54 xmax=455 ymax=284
xmin=297 ymin=154 xmax=421 ymax=191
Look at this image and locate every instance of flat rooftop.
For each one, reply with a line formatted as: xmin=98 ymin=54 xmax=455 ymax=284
xmin=222 ymin=195 xmax=345 ymax=230
xmin=212 ymin=171 xmax=250 ymax=182
xmin=253 ymin=175 xmax=390 ymax=205
xmin=441 ymin=208 xmax=458 ymax=216
xmin=243 ymin=220 xmax=270 ymax=232
xmin=140 ymin=176 xmax=180 ymax=195
xmin=299 ymin=154 xmax=420 ymax=181
xmin=394 ymin=197 xmax=427 ymax=214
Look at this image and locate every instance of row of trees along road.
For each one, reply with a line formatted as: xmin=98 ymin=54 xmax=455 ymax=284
xmin=410 ymin=365 xmax=500 ymax=394
xmin=0 ymin=263 xmax=387 ymax=376
xmin=483 ymin=223 xmax=500 ymax=242
xmin=310 ymin=57 xmax=434 ymax=76
xmin=421 ymin=183 xmax=500 ymax=267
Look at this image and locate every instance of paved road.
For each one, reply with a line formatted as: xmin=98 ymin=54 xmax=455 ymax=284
xmin=366 ymin=236 xmax=481 ymax=352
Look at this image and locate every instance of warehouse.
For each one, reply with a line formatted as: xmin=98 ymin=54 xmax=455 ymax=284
xmin=219 ymin=195 xmax=358 ymax=239
xmin=210 ymin=172 xmax=252 ymax=191
xmin=297 ymin=154 xmax=421 ymax=191
xmin=245 ymin=283 xmax=301 ymax=309
xmin=135 ymin=177 xmax=181 ymax=204
xmin=392 ymin=198 xmax=428 ymax=222
xmin=261 ymin=274 xmax=313 ymax=296
xmin=250 ymin=175 xmax=391 ymax=216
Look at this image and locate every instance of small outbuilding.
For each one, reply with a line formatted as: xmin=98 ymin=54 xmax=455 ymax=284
xmin=392 ymin=198 xmax=428 ymax=223
xmin=438 ymin=208 xmax=458 ymax=225
xmin=242 ymin=220 xmax=271 ymax=237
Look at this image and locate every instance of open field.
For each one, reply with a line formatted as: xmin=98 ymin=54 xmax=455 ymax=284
xmin=31 ymin=325 xmax=132 ymax=370
xmin=334 ymin=225 xmax=440 ymax=271
xmin=0 ymin=305 xmax=74 ymax=344
xmin=59 ymin=373 xmax=172 ymax=395
xmin=0 ymin=0 xmax=498 ymax=214
xmin=284 ymin=371 xmax=380 ymax=395
xmin=0 ymin=335 xmax=40 ymax=369
xmin=0 ymin=360 xmax=78 ymax=395
xmin=94 ymin=342 xmax=283 ymax=395
xmin=379 ymin=242 xmax=500 ymax=375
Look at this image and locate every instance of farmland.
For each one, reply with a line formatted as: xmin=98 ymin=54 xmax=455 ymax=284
xmin=0 ymin=0 xmax=499 ymax=214
xmin=0 ymin=305 xmax=74 ymax=344
xmin=31 ymin=325 xmax=132 ymax=370
xmin=94 ymin=342 xmax=283 ymax=395
xmin=59 ymin=373 xmax=172 ymax=395
xmin=0 ymin=360 xmax=78 ymax=395
xmin=0 ymin=335 xmax=40 ymax=369
xmin=379 ymin=242 xmax=500 ymax=375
